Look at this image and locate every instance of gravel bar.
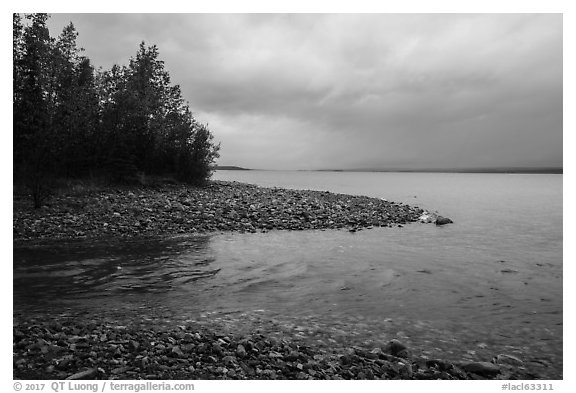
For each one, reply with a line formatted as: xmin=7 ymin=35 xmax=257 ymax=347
xmin=13 ymin=181 xmax=428 ymax=242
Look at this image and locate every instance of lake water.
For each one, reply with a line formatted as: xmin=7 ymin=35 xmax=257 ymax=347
xmin=13 ymin=170 xmax=563 ymax=378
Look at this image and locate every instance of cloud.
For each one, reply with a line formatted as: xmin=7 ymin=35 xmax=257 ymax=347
xmin=47 ymin=13 xmax=562 ymax=169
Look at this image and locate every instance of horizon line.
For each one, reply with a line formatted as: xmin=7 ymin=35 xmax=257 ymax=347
xmin=214 ymin=165 xmax=563 ymax=174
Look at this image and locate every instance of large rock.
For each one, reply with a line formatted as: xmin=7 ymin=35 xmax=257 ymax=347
xmin=418 ymin=212 xmax=436 ymax=223
xmin=66 ymin=368 xmax=97 ymax=380
xmin=383 ymin=339 xmax=410 ymax=358
xmin=435 ymin=216 xmax=453 ymax=226
xmin=461 ymin=361 xmax=500 ymax=376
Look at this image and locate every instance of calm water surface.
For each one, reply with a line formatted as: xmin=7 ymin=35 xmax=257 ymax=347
xmin=13 ymin=171 xmax=562 ymax=376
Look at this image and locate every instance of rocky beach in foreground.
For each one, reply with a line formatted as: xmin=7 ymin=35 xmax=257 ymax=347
xmin=14 ymin=313 xmax=534 ymax=381
xmin=14 ymin=180 xmax=548 ymax=380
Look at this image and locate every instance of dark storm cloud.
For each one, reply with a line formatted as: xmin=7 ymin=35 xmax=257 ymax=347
xmin=47 ymin=13 xmax=562 ymax=169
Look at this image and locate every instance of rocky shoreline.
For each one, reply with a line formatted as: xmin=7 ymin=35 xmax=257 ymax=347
xmin=16 ymin=180 xmax=531 ymax=381
xmin=14 ymin=314 xmax=530 ymax=380
xmin=13 ymin=180 xmax=431 ymax=242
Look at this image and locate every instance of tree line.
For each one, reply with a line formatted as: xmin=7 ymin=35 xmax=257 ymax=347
xmin=13 ymin=14 xmax=220 ymax=207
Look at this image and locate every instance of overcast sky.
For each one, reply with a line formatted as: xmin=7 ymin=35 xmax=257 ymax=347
xmin=47 ymin=13 xmax=562 ymax=170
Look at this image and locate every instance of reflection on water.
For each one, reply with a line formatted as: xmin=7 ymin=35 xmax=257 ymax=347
xmin=14 ymin=227 xmax=561 ymax=337
xmin=13 ymin=236 xmax=221 ymax=309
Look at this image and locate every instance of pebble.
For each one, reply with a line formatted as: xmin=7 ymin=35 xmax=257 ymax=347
xmin=236 ymin=344 xmax=247 ymax=358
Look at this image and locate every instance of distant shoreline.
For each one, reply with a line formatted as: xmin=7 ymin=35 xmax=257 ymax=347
xmin=216 ymin=167 xmax=563 ymax=174
xmin=310 ymin=168 xmax=563 ymax=174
